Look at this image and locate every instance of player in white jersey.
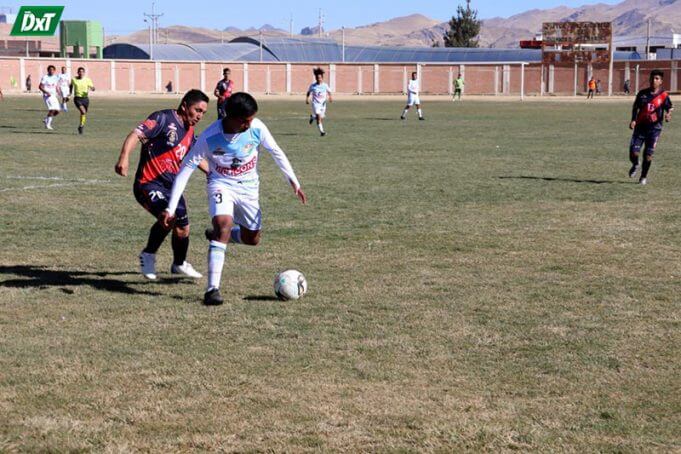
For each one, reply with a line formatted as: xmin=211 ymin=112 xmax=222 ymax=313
xmin=161 ymin=92 xmax=307 ymax=305
xmin=306 ymin=68 xmax=333 ymax=136
xmin=38 ymin=65 xmax=61 ymax=130
xmin=58 ymin=66 xmax=71 ymax=112
xmin=401 ymin=72 xmax=425 ymax=121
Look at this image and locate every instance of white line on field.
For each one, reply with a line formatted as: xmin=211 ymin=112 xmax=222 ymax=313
xmin=0 ymin=176 xmax=111 ymax=193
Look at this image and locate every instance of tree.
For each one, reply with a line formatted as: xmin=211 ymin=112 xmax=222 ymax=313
xmin=443 ymin=0 xmax=481 ymax=48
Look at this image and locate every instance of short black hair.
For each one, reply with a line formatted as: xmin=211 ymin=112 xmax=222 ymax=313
xmin=412 ymin=71 xmax=417 ymax=77
xmin=47 ymin=65 xmax=55 ymax=71
xmin=650 ymin=69 xmax=664 ymax=81
xmin=313 ymin=67 xmax=325 ymax=77
xmin=179 ymin=89 xmax=209 ymax=110
xmin=223 ymin=67 xmax=230 ymax=74
xmin=224 ymin=92 xmax=258 ymax=118
xmin=77 ymin=67 xmax=85 ymax=72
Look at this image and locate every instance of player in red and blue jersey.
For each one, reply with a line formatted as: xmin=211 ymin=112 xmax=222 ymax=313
xmin=628 ymin=69 xmax=673 ymax=185
xmin=214 ymin=67 xmax=234 ymax=120
xmin=115 ymin=89 xmax=210 ymax=280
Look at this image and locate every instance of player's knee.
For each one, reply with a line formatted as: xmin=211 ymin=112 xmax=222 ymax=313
xmin=174 ymin=225 xmax=190 ymax=238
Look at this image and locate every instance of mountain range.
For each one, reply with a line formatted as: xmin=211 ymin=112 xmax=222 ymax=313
xmin=106 ymin=0 xmax=681 ymax=48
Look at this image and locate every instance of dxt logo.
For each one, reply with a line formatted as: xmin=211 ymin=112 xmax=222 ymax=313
xmin=10 ymin=6 xmax=64 ymax=36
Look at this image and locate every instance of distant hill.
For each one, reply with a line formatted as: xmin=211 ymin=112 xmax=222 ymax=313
xmin=105 ymin=1 xmax=681 ymax=49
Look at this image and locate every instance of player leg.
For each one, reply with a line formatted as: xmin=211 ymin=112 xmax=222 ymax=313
xmin=76 ymin=98 xmax=89 ymax=134
xmin=169 ymin=197 xmax=202 ymax=279
xmin=316 ymin=103 xmax=327 ymax=136
xmin=639 ymin=129 xmax=661 ymax=185
xmin=416 ymin=100 xmax=424 ymax=120
xmin=60 ymin=88 xmax=69 ymax=112
xmin=44 ymin=96 xmax=60 ymax=129
xmin=628 ymin=129 xmax=644 ymax=178
xmin=134 ymin=184 xmax=173 ymax=280
xmin=401 ymin=104 xmax=410 ymax=120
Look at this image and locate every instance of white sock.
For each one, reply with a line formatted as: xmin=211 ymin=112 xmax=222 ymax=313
xmin=417 ymin=109 xmax=423 ymax=118
xmin=318 ymin=122 xmax=325 ymax=133
xmin=401 ymin=109 xmax=408 ymax=118
xmin=207 ymin=240 xmax=227 ymax=290
xmin=46 ymin=117 xmax=53 ymax=126
xmin=62 ymin=103 xmax=68 ymax=111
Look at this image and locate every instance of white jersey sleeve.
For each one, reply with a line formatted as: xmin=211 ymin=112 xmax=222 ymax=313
xmin=166 ymin=136 xmax=209 ymax=215
xmin=255 ymin=119 xmax=301 ymax=190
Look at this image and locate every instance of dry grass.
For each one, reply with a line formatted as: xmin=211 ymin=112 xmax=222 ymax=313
xmin=1 ymin=96 xmax=680 ymax=451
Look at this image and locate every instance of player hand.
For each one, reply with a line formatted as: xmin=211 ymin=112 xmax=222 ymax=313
xmin=114 ymin=160 xmax=128 ymax=176
xmin=305 ymin=99 xmax=310 ymax=104
xmin=158 ymin=210 xmax=175 ymax=229
xmin=665 ymin=112 xmax=672 ymax=122
xmin=629 ymin=120 xmax=636 ymax=130
xmin=292 ymin=184 xmax=307 ymax=205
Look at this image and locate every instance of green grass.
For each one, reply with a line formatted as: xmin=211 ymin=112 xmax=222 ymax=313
xmin=1 ymin=96 xmax=680 ymax=451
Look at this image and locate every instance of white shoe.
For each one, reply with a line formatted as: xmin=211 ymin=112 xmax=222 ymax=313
xmin=171 ymin=261 xmax=202 ymax=279
xmin=139 ymin=251 xmax=157 ymax=280
xmin=639 ymin=178 xmax=647 ymax=186
xmin=46 ymin=124 xmax=54 ymax=130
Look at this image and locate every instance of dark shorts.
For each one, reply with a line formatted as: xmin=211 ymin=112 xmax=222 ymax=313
xmin=217 ymin=100 xmax=228 ymax=119
xmin=134 ymin=182 xmax=189 ymax=227
xmin=630 ymin=126 xmax=662 ymax=156
xmin=74 ymin=97 xmax=90 ymax=111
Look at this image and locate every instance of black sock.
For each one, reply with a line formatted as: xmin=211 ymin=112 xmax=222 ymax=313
xmin=143 ymin=222 xmax=170 ymax=254
xmin=172 ymin=234 xmax=189 ymax=265
xmin=630 ymin=154 xmax=639 ymax=166
xmin=641 ymin=159 xmax=652 ymax=178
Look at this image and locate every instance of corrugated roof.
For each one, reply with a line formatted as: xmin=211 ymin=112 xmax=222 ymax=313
xmin=103 ymin=38 xmax=642 ymax=63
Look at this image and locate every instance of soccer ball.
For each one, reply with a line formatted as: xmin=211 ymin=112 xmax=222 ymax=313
xmin=274 ymin=269 xmax=308 ymax=301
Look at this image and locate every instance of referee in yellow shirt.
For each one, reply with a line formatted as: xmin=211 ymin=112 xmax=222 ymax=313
xmin=70 ymin=67 xmax=95 ymax=134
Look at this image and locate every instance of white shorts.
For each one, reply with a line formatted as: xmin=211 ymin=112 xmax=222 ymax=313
xmin=407 ymin=94 xmax=420 ymax=106
xmin=207 ymin=181 xmax=262 ymax=231
xmin=44 ymin=95 xmax=61 ymax=111
xmin=311 ymin=102 xmax=326 ymax=118
xmin=59 ymin=86 xmax=70 ymax=98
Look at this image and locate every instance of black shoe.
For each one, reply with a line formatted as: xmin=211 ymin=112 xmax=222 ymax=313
xmin=400 ymin=116 xmax=405 ymax=120
xmin=204 ymin=227 xmax=214 ymax=241
xmin=309 ymin=116 xmax=314 ymax=125
xmin=77 ymin=126 xmax=84 ymax=134
xmin=419 ymin=117 xmax=425 ymax=121
xmin=628 ymin=164 xmax=639 ymax=178
xmin=203 ymin=288 xmax=224 ymax=306
xmin=320 ymin=131 xmax=326 ymax=137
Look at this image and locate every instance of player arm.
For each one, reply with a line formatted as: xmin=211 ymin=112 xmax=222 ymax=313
xmin=114 ymin=131 xmax=142 ymax=176
xmin=89 ymin=80 xmax=95 ymax=92
xmin=305 ymin=89 xmax=311 ymax=104
xmin=214 ymin=83 xmax=221 ymax=98
xmin=165 ymin=142 xmax=207 ymax=216
xmin=259 ymin=124 xmax=306 ymax=204
xmin=327 ymin=89 xmax=333 ymax=103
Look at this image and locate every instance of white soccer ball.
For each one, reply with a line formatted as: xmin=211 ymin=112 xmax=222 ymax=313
xmin=274 ymin=269 xmax=308 ymax=301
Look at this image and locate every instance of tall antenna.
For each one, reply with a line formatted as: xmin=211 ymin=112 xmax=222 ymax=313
xmin=289 ymin=12 xmax=293 ymax=37
xmin=143 ymin=1 xmax=163 ymax=58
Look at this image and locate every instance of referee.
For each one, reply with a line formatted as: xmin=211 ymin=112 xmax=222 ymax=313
xmin=70 ymin=67 xmax=95 ymax=134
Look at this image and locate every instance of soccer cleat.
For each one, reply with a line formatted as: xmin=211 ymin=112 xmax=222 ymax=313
xmin=320 ymin=131 xmax=326 ymax=137
xmin=400 ymin=116 xmax=405 ymax=120
xmin=419 ymin=117 xmax=425 ymax=121
xmin=139 ymin=251 xmax=157 ymax=280
xmin=628 ymin=164 xmax=639 ymax=178
xmin=78 ymin=126 xmax=84 ymax=134
xmin=309 ymin=115 xmax=314 ymax=125
xmin=46 ymin=124 xmax=54 ymax=130
xmin=203 ymin=288 xmax=224 ymax=306
xmin=171 ymin=261 xmax=203 ymax=279
xmin=639 ymin=177 xmax=647 ymax=186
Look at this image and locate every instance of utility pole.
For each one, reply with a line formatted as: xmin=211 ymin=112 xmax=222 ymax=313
xmin=259 ymin=30 xmax=263 ymax=62
xmin=144 ymin=1 xmax=163 ymax=60
xmin=318 ymin=9 xmax=324 ymax=38
xmin=645 ymin=18 xmax=651 ymax=60
xmin=289 ymin=13 xmax=293 ymax=37
xmin=342 ymin=26 xmax=345 ymax=62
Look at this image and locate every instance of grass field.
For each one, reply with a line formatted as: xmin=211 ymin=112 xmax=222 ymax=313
xmin=1 ymin=95 xmax=680 ymax=451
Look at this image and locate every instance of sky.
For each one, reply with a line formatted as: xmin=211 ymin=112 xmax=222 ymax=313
xmin=1 ymin=0 xmax=624 ymax=35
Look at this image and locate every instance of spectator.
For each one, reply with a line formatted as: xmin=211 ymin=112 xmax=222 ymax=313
xmin=26 ymin=75 xmax=32 ymax=92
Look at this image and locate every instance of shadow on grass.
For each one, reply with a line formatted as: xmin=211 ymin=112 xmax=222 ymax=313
xmin=0 ymin=264 xmax=179 ymax=298
xmin=498 ymin=175 xmax=631 ymax=185
xmin=243 ymin=295 xmax=281 ymax=302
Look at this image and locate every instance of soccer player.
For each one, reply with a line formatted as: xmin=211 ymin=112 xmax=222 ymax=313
xmin=214 ymin=68 xmax=234 ymax=120
xmin=70 ymin=67 xmax=95 ymax=134
xmin=453 ymin=73 xmax=464 ymax=101
xmin=628 ymin=69 xmax=673 ymax=186
xmin=587 ymin=77 xmax=596 ymax=99
xmin=401 ymin=72 xmax=424 ymax=120
xmin=115 ymin=89 xmax=210 ymax=280
xmin=58 ymin=66 xmax=71 ymax=112
xmin=306 ymin=68 xmax=332 ymax=136
xmin=38 ymin=65 xmax=60 ymax=130
xmin=160 ymin=92 xmax=307 ymax=306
